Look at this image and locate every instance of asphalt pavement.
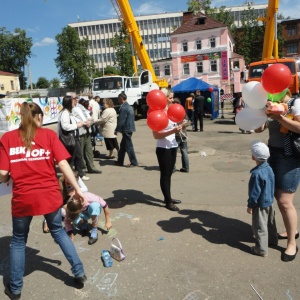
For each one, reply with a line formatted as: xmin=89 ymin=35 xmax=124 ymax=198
xmin=1 ymin=110 xmax=299 ymax=300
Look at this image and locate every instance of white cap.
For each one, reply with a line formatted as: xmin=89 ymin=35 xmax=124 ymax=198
xmin=251 ymin=140 xmax=270 ymax=161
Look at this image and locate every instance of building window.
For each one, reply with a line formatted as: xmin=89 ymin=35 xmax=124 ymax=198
xmin=10 ymin=81 xmax=14 ymax=90
xmin=287 ymin=43 xmax=298 ymax=54
xmin=210 ymin=60 xmax=217 ymax=72
xmin=154 ymin=66 xmax=160 ymax=76
xmin=210 ymin=37 xmax=216 ymax=48
xmin=164 ymin=65 xmax=171 ymax=76
xmin=287 ymin=25 xmax=297 ymax=36
xmin=0 ymin=84 xmax=4 ymax=91
xmin=182 ymin=41 xmax=188 ymax=52
xmin=196 ymin=40 xmax=202 ymax=50
xmin=197 ymin=62 xmax=203 ymax=73
xmin=183 ymin=63 xmax=190 ymax=75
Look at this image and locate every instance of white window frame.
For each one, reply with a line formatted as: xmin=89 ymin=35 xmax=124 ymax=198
xmin=183 ymin=63 xmax=190 ymax=75
xmin=196 ymin=40 xmax=202 ymax=50
xmin=182 ymin=41 xmax=188 ymax=52
xmin=196 ymin=62 xmax=203 ymax=73
xmin=210 ymin=37 xmax=216 ymax=48
xmin=210 ymin=60 xmax=217 ymax=72
xmin=164 ymin=65 xmax=171 ymax=76
xmin=154 ymin=66 xmax=160 ymax=76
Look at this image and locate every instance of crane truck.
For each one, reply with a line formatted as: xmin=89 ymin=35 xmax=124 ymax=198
xmin=92 ymin=0 xmax=169 ymax=115
xmin=248 ymin=0 xmax=299 ymax=95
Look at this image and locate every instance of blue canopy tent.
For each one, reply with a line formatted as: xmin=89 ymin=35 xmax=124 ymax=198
xmin=172 ymin=77 xmax=219 ymax=119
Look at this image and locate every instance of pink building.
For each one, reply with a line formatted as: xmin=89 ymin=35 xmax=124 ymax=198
xmin=169 ymin=11 xmax=245 ymax=93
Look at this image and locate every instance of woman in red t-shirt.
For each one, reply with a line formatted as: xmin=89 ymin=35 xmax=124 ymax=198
xmin=0 ymin=102 xmax=87 ymax=299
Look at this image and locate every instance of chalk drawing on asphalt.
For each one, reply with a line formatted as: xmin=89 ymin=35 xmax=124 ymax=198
xmin=74 ymin=289 xmax=89 ymax=299
xmin=96 ymin=273 xmax=118 ymax=297
xmin=183 ymin=290 xmax=210 ymax=300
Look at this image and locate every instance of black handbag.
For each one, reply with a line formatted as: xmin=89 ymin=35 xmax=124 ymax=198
xmin=290 ymin=132 xmax=300 ymax=158
xmin=59 ymin=116 xmax=76 ymax=154
xmin=289 ymin=98 xmax=300 ymax=157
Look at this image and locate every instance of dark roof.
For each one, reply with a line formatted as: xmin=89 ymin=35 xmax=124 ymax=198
xmin=0 ymin=71 xmax=18 ymax=76
xmin=171 ymin=11 xmax=226 ymax=35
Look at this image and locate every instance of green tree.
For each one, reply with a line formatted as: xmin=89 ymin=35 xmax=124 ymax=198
xmin=55 ymin=26 xmax=94 ymax=93
xmin=50 ymin=77 xmax=60 ymax=88
xmin=110 ymin=25 xmax=133 ymax=76
xmin=36 ymin=76 xmax=50 ymax=88
xmin=0 ymin=27 xmax=32 ymax=89
xmin=104 ymin=65 xmax=120 ymax=75
xmin=234 ymin=4 xmax=265 ymax=65
xmin=187 ymin=0 xmax=211 ymax=14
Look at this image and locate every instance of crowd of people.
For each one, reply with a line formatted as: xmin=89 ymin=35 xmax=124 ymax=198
xmin=0 ymin=88 xmax=300 ymax=299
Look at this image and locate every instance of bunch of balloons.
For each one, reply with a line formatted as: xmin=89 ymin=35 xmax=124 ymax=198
xmin=235 ymin=63 xmax=292 ymax=131
xmin=146 ymin=89 xmax=186 ymax=131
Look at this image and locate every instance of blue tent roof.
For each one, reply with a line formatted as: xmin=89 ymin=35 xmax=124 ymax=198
xmin=172 ymin=77 xmax=217 ymax=93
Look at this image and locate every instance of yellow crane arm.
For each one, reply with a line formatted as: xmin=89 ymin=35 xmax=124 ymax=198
xmin=111 ymin=0 xmax=168 ymax=88
xmin=259 ymin=0 xmax=279 ymax=60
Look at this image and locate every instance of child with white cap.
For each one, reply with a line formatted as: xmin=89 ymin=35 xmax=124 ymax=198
xmin=247 ymin=140 xmax=278 ymax=257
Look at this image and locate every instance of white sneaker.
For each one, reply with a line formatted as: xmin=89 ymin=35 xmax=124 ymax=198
xmin=81 ymin=176 xmax=90 ymax=181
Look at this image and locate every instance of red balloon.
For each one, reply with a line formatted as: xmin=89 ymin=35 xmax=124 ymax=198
xmin=167 ymin=104 xmax=185 ymax=123
xmin=146 ymin=90 xmax=167 ymax=110
xmin=147 ymin=110 xmax=168 ymax=131
xmin=147 ymin=107 xmax=155 ymax=116
xmin=261 ymin=63 xmax=292 ymax=94
xmin=208 ymin=86 xmax=213 ymax=92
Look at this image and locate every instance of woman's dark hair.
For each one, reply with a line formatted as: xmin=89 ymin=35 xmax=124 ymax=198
xmin=62 ymin=95 xmax=73 ymax=112
xmin=79 ymin=98 xmax=89 ymax=109
xmin=19 ymin=102 xmax=44 ymax=151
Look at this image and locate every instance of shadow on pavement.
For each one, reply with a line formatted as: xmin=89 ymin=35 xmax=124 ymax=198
xmin=0 ymin=236 xmax=78 ymax=289
xmin=157 ymin=209 xmax=255 ymax=253
xmin=105 ymin=189 xmax=164 ymax=209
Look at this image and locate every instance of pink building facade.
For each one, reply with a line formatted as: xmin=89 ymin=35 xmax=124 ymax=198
xmin=169 ymin=12 xmax=245 ymax=93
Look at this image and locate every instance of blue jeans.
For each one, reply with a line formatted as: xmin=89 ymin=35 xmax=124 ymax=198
xmin=175 ymin=135 xmax=189 ymax=171
xmin=117 ymin=132 xmax=138 ymax=166
xmin=10 ymin=208 xmax=85 ymax=294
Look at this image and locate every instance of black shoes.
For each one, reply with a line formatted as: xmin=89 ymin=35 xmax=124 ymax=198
xmin=88 ymin=169 xmax=102 ymax=174
xmin=281 ymin=246 xmax=298 ymax=262
xmin=180 ymin=168 xmax=189 ymax=173
xmin=88 ymin=236 xmax=98 ymax=245
xmin=278 ymin=232 xmax=299 ymax=240
xmin=5 ymin=284 xmax=21 ymax=300
xmin=172 ymin=200 xmax=182 ymax=204
xmin=74 ymin=274 xmax=87 ymax=287
xmin=166 ymin=205 xmax=179 ymax=211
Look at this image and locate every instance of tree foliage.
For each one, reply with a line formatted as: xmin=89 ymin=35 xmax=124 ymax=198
xmin=36 ymin=76 xmax=50 ymax=88
xmin=104 ymin=65 xmax=120 ymax=75
xmin=110 ymin=25 xmax=134 ymax=76
xmin=0 ymin=27 xmax=32 ymax=89
xmin=50 ymin=77 xmax=60 ymax=88
xmin=55 ymin=26 xmax=94 ymax=92
xmin=233 ymin=4 xmax=265 ymax=65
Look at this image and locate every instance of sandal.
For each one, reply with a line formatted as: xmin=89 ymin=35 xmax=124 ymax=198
xmin=43 ymin=220 xmax=50 ymax=233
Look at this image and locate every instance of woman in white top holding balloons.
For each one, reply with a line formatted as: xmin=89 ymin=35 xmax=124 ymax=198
xmin=147 ymin=88 xmax=185 ymax=211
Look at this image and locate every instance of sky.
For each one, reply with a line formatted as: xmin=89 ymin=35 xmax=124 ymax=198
xmin=2 ymin=0 xmax=299 ymax=83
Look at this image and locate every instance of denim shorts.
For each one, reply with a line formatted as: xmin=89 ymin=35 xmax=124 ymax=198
xmin=75 ymin=202 xmax=101 ymax=226
xmin=268 ymin=150 xmax=300 ymax=192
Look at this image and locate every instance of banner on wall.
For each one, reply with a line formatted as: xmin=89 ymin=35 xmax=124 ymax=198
xmin=181 ymin=52 xmax=221 ymax=63
xmin=221 ymin=51 xmax=229 ymax=80
xmin=0 ymin=97 xmax=63 ymax=132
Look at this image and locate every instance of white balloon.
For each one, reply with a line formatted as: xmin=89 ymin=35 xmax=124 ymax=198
xmin=235 ymin=107 xmax=267 ymax=131
xmin=242 ymin=81 xmax=268 ymax=109
xmin=150 ymin=83 xmax=159 ymax=91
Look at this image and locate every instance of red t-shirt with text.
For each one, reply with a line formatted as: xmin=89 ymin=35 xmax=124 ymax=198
xmin=0 ymin=128 xmax=70 ymax=217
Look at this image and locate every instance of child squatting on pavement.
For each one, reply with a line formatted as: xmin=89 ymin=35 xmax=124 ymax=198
xmin=247 ymin=140 xmax=278 ymax=257
xmin=64 ymin=190 xmax=112 ymax=245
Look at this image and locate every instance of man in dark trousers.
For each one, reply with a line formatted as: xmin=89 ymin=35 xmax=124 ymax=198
xmin=193 ymin=90 xmax=205 ymax=132
xmin=115 ymin=92 xmax=138 ymax=167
